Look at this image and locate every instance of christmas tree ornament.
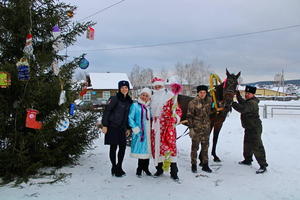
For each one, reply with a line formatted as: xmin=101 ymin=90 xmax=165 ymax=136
xmin=69 ymin=103 xmax=75 ymax=116
xmin=52 ymin=25 xmax=60 ymax=39
xmin=56 ymin=118 xmax=70 ymax=132
xmin=52 ymin=25 xmax=64 ymax=51
xmin=23 ymin=33 xmax=33 ymax=56
xmin=67 ymin=10 xmax=74 ymax=18
xmin=86 ymin=26 xmax=95 ymax=40
xmin=79 ymin=57 xmax=89 ymax=69
xmin=16 ymin=57 xmax=30 ymax=81
xmin=0 ymin=72 xmax=11 ymax=88
xmin=79 ymin=87 xmax=88 ymax=96
xmin=51 ymin=59 xmax=59 ymax=75
xmin=26 ymin=109 xmax=42 ymax=129
xmin=58 ymin=90 xmax=66 ymax=105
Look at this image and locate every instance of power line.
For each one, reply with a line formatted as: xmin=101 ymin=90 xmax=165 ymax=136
xmin=79 ymin=0 xmax=126 ymax=22
xmin=70 ymin=24 xmax=300 ymax=52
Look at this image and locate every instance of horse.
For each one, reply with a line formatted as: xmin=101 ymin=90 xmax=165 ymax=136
xmin=178 ymin=69 xmax=240 ymax=162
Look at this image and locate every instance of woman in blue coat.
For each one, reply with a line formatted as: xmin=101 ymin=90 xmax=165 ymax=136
xmin=128 ymin=88 xmax=152 ymax=177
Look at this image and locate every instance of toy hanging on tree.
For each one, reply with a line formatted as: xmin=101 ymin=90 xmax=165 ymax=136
xmin=56 ymin=118 xmax=70 ymax=132
xmin=51 ymin=59 xmax=59 ymax=76
xmin=86 ymin=26 xmax=95 ymax=40
xmin=66 ymin=10 xmax=74 ymax=18
xmin=23 ymin=33 xmax=33 ymax=56
xmin=26 ymin=109 xmax=42 ymax=129
xmin=58 ymin=90 xmax=66 ymax=105
xmin=52 ymin=25 xmax=64 ymax=51
xmin=79 ymin=57 xmax=89 ymax=69
xmin=0 ymin=72 xmax=11 ymax=88
xmin=16 ymin=57 xmax=30 ymax=81
xmin=69 ymin=103 xmax=75 ymax=116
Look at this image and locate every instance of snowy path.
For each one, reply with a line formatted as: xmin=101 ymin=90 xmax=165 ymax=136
xmin=1 ymin=101 xmax=300 ymax=200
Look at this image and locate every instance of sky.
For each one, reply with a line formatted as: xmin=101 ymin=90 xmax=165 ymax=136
xmin=63 ymin=0 xmax=300 ymax=83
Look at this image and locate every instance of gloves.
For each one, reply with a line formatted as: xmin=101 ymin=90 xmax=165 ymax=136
xmin=132 ymin=127 xmax=140 ymax=134
xmin=189 ymin=128 xmax=195 ymax=138
xmin=126 ymin=129 xmax=132 ymax=137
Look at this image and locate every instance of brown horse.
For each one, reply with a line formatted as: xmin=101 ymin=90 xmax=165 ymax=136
xmin=178 ymin=69 xmax=240 ymax=162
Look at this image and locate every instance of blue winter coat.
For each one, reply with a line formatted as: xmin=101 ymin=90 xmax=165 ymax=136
xmin=128 ymin=102 xmax=152 ymax=159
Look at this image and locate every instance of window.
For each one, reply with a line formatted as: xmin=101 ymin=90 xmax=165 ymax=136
xmin=83 ymin=92 xmax=91 ymax=101
xmin=103 ymin=91 xmax=111 ymax=100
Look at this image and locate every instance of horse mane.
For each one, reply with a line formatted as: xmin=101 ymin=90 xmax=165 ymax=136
xmin=215 ymin=82 xmax=224 ymax=102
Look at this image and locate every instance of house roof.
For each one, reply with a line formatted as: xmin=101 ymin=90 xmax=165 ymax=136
xmin=89 ymin=73 xmax=132 ymax=90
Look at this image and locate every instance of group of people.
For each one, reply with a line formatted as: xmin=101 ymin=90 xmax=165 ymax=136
xmin=101 ymin=77 xmax=268 ymax=181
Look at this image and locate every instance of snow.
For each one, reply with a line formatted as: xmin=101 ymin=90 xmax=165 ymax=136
xmin=89 ymin=73 xmax=132 ymax=90
xmin=1 ymin=100 xmax=300 ymax=200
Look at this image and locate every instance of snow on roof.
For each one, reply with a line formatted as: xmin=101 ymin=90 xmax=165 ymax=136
xmin=89 ymin=73 xmax=132 ymax=90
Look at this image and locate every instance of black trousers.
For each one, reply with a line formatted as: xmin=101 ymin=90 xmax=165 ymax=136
xmin=109 ymin=144 xmax=126 ymax=168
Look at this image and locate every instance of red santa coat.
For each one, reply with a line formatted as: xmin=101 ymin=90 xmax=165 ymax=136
xmin=150 ymin=89 xmax=182 ymax=166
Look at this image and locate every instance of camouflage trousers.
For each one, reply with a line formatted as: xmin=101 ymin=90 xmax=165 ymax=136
xmin=243 ymin=126 xmax=268 ymax=167
xmin=190 ymin=129 xmax=210 ymax=165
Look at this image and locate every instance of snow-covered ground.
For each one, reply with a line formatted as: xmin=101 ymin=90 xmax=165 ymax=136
xmin=1 ymin=100 xmax=300 ymax=200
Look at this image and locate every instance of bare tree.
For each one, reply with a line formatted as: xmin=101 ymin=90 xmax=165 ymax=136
xmin=175 ymin=62 xmax=186 ymax=85
xmin=140 ymin=67 xmax=154 ymax=88
xmin=159 ymin=67 xmax=169 ymax=82
xmin=129 ymin=65 xmax=154 ymax=91
xmin=129 ymin=64 xmax=141 ymax=89
xmin=174 ymin=58 xmax=211 ymax=95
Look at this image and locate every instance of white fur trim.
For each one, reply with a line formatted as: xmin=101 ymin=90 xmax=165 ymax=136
xmin=130 ymin=153 xmax=151 ymax=159
xmin=132 ymin=127 xmax=140 ymax=134
xmin=152 ymin=81 xmax=164 ymax=86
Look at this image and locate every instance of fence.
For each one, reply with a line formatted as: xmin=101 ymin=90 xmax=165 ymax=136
xmin=260 ymin=104 xmax=300 ymax=118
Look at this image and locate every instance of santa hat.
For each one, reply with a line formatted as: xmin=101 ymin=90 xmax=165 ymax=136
xmin=151 ymin=77 xmax=165 ymax=86
xmin=139 ymin=87 xmax=152 ymax=97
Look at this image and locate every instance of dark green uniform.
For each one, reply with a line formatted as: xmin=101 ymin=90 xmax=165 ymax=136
xmin=232 ymin=93 xmax=268 ymax=167
xmin=187 ymin=96 xmax=211 ymax=165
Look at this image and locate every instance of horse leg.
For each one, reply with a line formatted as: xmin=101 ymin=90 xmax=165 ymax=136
xmin=211 ymin=122 xmax=224 ymax=162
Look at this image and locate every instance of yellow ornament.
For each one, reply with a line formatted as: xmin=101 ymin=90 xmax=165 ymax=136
xmin=67 ymin=10 xmax=74 ymax=18
xmin=0 ymin=72 xmax=11 ymax=88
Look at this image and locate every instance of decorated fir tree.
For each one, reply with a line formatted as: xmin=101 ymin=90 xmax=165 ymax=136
xmin=0 ymin=0 xmax=98 ymax=182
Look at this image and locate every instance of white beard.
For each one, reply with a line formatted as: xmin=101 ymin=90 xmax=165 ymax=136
xmin=150 ymin=88 xmax=173 ymax=117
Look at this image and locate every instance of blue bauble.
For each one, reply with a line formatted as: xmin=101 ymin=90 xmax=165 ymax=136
xmin=79 ymin=58 xmax=89 ymax=69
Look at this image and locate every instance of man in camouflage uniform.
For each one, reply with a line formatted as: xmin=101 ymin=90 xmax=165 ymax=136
xmin=187 ymin=85 xmax=212 ymax=173
xmin=232 ymin=85 xmax=268 ymax=174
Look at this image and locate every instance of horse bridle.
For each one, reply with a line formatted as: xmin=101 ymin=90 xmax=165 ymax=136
xmin=223 ymin=77 xmax=238 ymax=108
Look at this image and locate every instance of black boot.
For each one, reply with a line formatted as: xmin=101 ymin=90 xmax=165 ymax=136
xmin=136 ymin=159 xmax=143 ymax=177
xmin=170 ymin=163 xmax=179 ymax=180
xmin=191 ymin=164 xmax=197 ymax=173
xmin=238 ymin=160 xmax=252 ymax=166
xmin=142 ymin=159 xmax=152 ymax=176
xmin=202 ymin=163 xmax=212 ymax=173
xmin=153 ymin=162 xmax=163 ymax=177
xmin=256 ymin=166 xmax=267 ymax=174
xmin=115 ymin=163 xmax=126 ymax=177
xmin=111 ymin=165 xmax=117 ymax=176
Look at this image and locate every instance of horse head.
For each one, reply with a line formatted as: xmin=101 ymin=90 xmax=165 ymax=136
xmin=223 ymin=69 xmax=241 ymax=110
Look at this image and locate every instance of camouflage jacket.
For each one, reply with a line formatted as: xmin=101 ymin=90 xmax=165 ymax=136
xmin=187 ymin=96 xmax=212 ymax=132
xmin=232 ymin=94 xmax=262 ymax=130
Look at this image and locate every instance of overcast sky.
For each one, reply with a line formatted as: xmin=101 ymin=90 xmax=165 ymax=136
xmin=63 ymin=0 xmax=300 ymax=83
